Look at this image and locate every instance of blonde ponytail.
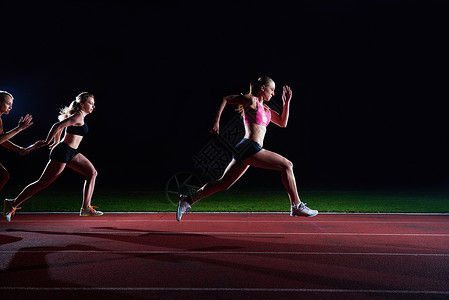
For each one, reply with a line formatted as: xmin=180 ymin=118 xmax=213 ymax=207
xmin=58 ymin=92 xmax=94 ymax=121
xmin=237 ymin=76 xmax=274 ymax=116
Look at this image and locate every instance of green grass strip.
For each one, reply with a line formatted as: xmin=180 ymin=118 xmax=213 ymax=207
xmin=10 ymin=187 xmax=449 ymax=213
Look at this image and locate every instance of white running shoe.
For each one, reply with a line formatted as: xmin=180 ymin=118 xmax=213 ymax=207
xmin=4 ymin=199 xmax=20 ymax=222
xmin=177 ymin=195 xmax=191 ymax=221
xmin=291 ymin=202 xmax=318 ymax=217
xmin=80 ymin=206 xmax=103 ymax=216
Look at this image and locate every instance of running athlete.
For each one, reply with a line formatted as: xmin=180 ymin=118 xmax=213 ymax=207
xmin=177 ymin=76 xmax=318 ymax=221
xmin=3 ymin=92 xmax=103 ymax=222
xmin=0 ymin=91 xmax=39 ymax=194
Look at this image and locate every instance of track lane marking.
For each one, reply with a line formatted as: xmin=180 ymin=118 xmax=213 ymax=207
xmin=0 ymin=250 xmax=448 ymax=256
xmin=7 ymin=220 xmax=449 ymax=225
xmin=5 ymin=231 xmax=449 ymax=236
xmin=0 ymin=287 xmax=448 ymax=295
xmin=3 ymin=230 xmax=449 ymax=236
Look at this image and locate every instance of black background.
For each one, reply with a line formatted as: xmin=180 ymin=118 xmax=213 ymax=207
xmin=1 ymin=0 xmax=448 ymax=192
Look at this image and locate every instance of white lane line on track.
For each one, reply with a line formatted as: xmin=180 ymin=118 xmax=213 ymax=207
xmin=0 ymin=287 xmax=448 ymax=295
xmin=5 ymin=231 xmax=448 ymax=236
xmin=20 ymin=212 xmax=449 ymax=215
xmin=10 ymin=219 xmax=449 ymax=224
xmin=0 ymin=250 xmax=448 ymax=256
xmin=175 ymin=232 xmax=449 ymax=236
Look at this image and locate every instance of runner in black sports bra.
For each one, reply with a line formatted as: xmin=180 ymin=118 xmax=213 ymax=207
xmin=66 ymin=123 xmax=88 ymax=136
xmin=4 ymin=92 xmax=103 ymax=222
xmin=50 ymin=122 xmax=88 ymax=163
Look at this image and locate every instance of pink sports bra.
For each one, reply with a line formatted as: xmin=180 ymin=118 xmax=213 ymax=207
xmin=243 ymin=100 xmax=271 ymax=127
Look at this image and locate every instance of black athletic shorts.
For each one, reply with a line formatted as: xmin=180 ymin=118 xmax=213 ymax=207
xmin=233 ymin=138 xmax=263 ymax=162
xmin=49 ymin=142 xmax=79 ymax=163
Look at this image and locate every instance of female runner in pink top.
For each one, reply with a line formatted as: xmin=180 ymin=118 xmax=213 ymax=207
xmin=177 ymin=76 xmax=318 ymax=220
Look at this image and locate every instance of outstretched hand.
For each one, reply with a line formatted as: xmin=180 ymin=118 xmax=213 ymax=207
xmin=282 ymin=86 xmax=292 ymax=105
xmin=18 ymin=140 xmax=46 ymax=155
xmin=209 ymin=121 xmax=220 ymax=135
xmin=48 ymin=139 xmax=59 ymax=149
xmin=18 ymin=114 xmax=34 ymax=131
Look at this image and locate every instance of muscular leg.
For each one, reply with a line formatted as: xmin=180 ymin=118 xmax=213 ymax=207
xmin=67 ymin=153 xmax=98 ymax=209
xmin=244 ymin=149 xmax=301 ymax=206
xmin=189 ymin=159 xmax=249 ymax=205
xmin=0 ymin=163 xmax=10 ymax=193
xmin=13 ymin=160 xmax=66 ymax=207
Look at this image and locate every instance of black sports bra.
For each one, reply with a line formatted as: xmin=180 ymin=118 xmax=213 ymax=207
xmin=66 ymin=123 xmax=88 ymax=136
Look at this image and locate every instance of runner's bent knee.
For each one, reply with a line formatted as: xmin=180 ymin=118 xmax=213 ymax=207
xmin=87 ymin=168 xmax=98 ymax=179
xmin=284 ymin=159 xmax=293 ymax=170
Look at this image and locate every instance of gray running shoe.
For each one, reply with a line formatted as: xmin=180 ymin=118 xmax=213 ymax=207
xmin=177 ymin=195 xmax=191 ymax=221
xmin=291 ymin=202 xmax=318 ymax=217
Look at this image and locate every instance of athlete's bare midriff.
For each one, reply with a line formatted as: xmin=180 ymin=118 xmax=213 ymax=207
xmin=62 ymin=133 xmax=83 ymax=149
xmin=244 ymin=124 xmax=266 ymax=147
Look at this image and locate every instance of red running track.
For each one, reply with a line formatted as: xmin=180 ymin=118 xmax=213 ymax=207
xmin=0 ymin=213 xmax=448 ymax=299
